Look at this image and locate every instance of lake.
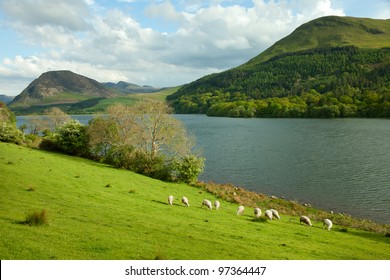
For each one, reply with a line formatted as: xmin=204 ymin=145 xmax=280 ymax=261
xmin=16 ymin=115 xmax=390 ymax=224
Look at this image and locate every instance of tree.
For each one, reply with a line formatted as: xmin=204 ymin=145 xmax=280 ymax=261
xmin=45 ymin=107 xmax=71 ymax=132
xmin=0 ymin=102 xmax=24 ymax=144
xmin=88 ymin=100 xmax=204 ymax=182
xmin=26 ymin=107 xmax=70 ymax=135
xmin=87 ymin=116 xmax=120 ymax=158
xmin=54 ymin=119 xmax=88 ymax=156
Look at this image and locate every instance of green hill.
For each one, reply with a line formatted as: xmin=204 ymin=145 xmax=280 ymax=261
xmin=9 ymin=70 xmax=116 ymax=108
xmin=1 ymin=142 xmax=389 ymax=260
xmin=103 ymin=81 xmax=165 ymax=94
xmin=8 ymin=70 xmax=178 ymax=115
xmin=246 ymin=16 xmax=390 ymax=66
xmin=167 ymin=16 xmax=390 ymax=118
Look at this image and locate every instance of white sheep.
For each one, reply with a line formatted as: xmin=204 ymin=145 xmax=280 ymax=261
xmin=236 ymin=205 xmax=245 ymax=215
xmin=202 ymin=199 xmax=213 ymax=210
xmin=214 ymin=200 xmax=220 ymax=210
xmin=254 ymin=207 xmax=262 ymax=219
xmin=300 ymin=215 xmax=312 ymax=226
xmin=264 ymin=209 xmax=273 ymax=220
xmin=182 ymin=196 xmax=190 ymax=207
xmin=323 ymin=218 xmax=333 ymax=230
xmin=270 ymin=209 xmax=280 ymax=219
xmin=168 ymin=195 xmax=174 ymax=206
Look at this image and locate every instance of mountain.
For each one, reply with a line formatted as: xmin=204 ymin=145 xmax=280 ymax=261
xmin=245 ymin=16 xmax=390 ymax=66
xmin=0 ymin=95 xmax=14 ymax=104
xmin=168 ymin=16 xmax=390 ymax=118
xmin=103 ymin=81 xmax=162 ymax=94
xmin=9 ymin=70 xmax=116 ymax=108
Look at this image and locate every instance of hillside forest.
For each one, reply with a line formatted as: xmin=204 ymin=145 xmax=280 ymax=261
xmin=168 ymin=47 xmax=390 ymax=118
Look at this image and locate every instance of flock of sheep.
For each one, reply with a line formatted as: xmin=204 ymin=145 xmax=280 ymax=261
xmin=168 ymin=195 xmax=333 ymax=230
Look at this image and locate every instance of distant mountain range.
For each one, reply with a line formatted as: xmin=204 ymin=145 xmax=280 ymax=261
xmin=8 ymin=70 xmax=165 ymax=114
xmin=0 ymin=95 xmax=13 ymax=104
xmin=6 ymin=16 xmax=390 ymax=117
xmin=103 ymin=81 xmax=162 ymax=94
xmin=168 ymin=16 xmax=390 ymax=118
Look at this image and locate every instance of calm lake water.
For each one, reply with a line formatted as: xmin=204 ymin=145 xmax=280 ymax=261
xmin=17 ymin=115 xmax=390 ymax=224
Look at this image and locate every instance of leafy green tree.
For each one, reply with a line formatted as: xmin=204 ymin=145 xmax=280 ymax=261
xmin=0 ymin=122 xmax=25 ymax=144
xmin=54 ymin=119 xmax=88 ymax=156
xmin=0 ymin=102 xmax=24 ymax=144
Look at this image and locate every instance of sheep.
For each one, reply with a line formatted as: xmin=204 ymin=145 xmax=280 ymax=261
xmin=182 ymin=196 xmax=190 ymax=207
xmin=323 ymin=218 xmax=333 ymax=230
xmin=300 ymin=215 xmax=312 ymax=226
xmin=202 ymin=199 xmax=213 ymax=210
xmin=254 ymin=207 xmax=262 ymax=219
xmin=264 ymin=209 xmax=273 ymax=220
xmin=214 ymin=200 xmax=220 ymax=210
xmin=236 ymin=205 xmax=245 ymax=215
xmin=168 ymin=195 xmax=174 ymax=206
xmin=270 ymin=209 xmax=280 ymax=219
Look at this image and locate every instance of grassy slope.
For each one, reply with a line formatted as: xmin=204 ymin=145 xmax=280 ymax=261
xmin=245 ymin=16 xmax=390 ymax=67
xmin=1 ymin=142 xmax=389 ymax=260
xmin=87 ymin=86 xmax=181 ymax=112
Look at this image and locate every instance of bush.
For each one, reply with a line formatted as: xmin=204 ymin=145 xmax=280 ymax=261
xmin=173 ymin=155 xmax=205 ymax=184
xmin=0 ymin=122 xmax=25 ymax=144
xmin=104 ymin=146 xmax=173 ymax=181
xmin=54 ymin=119 xmax=89 ymax=156
xmin=24 ymin=209 xmax=48 ymax=226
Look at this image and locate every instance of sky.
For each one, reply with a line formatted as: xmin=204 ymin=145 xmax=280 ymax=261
xmin=0 ymin=0 xmax=389 ymax=96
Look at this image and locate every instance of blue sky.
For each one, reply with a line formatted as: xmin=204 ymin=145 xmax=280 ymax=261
xmin=0 ymin=0 xmax=389 ymax=96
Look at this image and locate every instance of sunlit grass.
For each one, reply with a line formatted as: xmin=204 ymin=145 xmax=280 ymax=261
xmin=1 ymin=142 xmax=389 ymax=260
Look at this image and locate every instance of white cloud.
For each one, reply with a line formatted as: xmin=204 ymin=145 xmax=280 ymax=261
xmin=0 ymin=0 xmax=90 ymax=31
xmin=145 ymin=1 xmax=184 ymax=22
xmin=0 ymin=0 xmax=347 ymax=95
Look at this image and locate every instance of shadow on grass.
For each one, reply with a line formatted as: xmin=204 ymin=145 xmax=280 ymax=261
xmin=341 ymin=229 xmax=390 ymax=245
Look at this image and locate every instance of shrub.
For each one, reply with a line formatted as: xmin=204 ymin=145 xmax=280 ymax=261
xmin=0 ymin=122 xmax=25 ymax=144
xmin=54 ymin=119 xmax=89 ymax=156
xmin=173 ymin=155 xmax=205 ymax=184
xmin=24 ymin=209 xmax=48 ymax=226
xmin=24 ymin=134 xmax=42 ymax=148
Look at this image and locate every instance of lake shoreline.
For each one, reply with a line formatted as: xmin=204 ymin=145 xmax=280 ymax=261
xmin=195 ymin=181 xmax=390 ymax=233
xmin=16 ymin=114 xmax=390 ymax=225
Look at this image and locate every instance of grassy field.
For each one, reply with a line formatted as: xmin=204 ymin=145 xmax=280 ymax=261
xmin=1 ymin=142 xmax=389 ymax=260
xmin=87 ymin=86 xmax=181 ymax=112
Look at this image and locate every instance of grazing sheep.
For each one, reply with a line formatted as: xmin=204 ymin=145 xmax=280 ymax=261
xmin=323 ymin=219 xmax=333 ymax=230
xmin=202 ymin=199 xmax=213 ymax=210
xmin=270 ymin=209 xmax=280 ymax=219
xmin=168 ymin=195 xmax=174 ymax=206
xmin=182 ymin=196 xmax=190 ymax=207
xmin=214 ymin=200 xmax=220 ymax=210
xmin=300 ymin=215 xmax=312 ymax=226
xmin=254 ymin=208 xmax=262 ymax=219
xmin=264 ymin=210 xmax=273 ymax=220
xmin=236 ymin=205 xmax=245 ymax=215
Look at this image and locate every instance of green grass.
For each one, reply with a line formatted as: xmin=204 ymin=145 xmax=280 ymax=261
xmin=0 ymin=142 xmax=389 ymax=260
xmin=88 ymin=86 xmax=181 ymax=112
